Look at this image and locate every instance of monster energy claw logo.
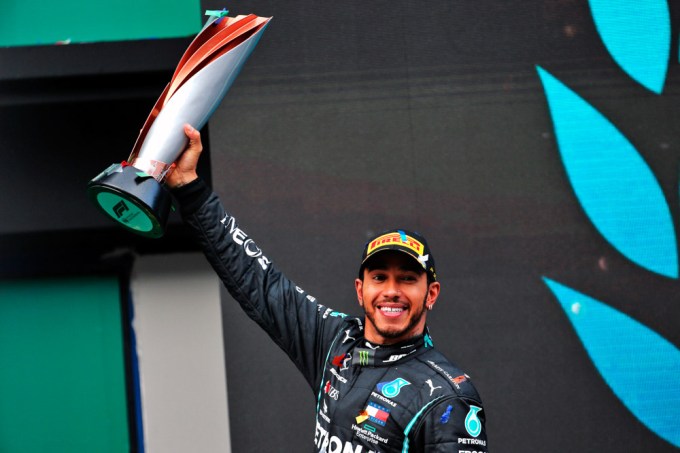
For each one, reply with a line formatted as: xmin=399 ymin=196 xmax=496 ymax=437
xmin=353 ymin=348 xmax=375 ymax=366
xmin=359 ymin=350 xmax=370 ymax=365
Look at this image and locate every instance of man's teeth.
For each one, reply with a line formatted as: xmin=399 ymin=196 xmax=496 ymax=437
xmin=381 ymin=307 xmax=404 ymax=313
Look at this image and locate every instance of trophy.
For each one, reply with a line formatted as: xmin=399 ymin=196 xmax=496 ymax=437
xmin=87 ymin=10 xmax=271 ymax=238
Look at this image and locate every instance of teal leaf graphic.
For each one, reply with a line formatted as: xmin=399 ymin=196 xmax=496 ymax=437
xmin=589 ymin=0 xmax=670 ymax=93
xmin=543 ymin=277 xmax=680 ymax=447
xmin=537 ymin=67 xmax=678 ymax=278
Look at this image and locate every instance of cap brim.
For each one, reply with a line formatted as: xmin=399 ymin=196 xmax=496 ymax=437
xmin=359 ymin=246 xmax=426 ymax=272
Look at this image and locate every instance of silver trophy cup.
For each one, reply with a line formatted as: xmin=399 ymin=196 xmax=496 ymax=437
xmin=87 ymin=12 xmax=271 ymax=237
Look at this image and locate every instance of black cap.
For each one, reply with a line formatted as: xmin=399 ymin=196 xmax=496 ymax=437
xmin=359 ymin=229 xmax=436 ymax=281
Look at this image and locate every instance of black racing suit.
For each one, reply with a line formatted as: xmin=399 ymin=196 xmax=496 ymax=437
xmin=173 ymin=179 xmax=488 ymax=453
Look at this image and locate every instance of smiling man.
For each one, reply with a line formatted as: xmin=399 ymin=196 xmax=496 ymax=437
xmin=356 ymin=231 xmax=440 ymax=344
xmin=169 ymin=125 xmax=488 ymax=452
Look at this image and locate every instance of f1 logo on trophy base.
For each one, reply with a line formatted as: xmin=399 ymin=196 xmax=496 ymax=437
xmin=87 ymin=10 xmax=271 ymax=238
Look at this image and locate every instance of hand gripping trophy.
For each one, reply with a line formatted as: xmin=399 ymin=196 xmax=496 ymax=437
xmin=87 ymin=10 xmax=271 ymax=238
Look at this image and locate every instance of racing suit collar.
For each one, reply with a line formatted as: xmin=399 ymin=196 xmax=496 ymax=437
xmin=352 ymin=327 xmax=434 ymax=367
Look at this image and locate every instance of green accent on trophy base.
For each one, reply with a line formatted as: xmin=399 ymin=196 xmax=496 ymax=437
xmin=96 ymin=191 xmax=154 ymax=233
xmin=87 ymin=163 xmax=171 ymax=238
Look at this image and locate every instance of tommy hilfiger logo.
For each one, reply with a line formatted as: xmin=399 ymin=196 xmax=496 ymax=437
xmin=356 ymin=402 xmax=390 ymax=426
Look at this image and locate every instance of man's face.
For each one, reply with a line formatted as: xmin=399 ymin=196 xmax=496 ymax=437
xmin=355 ymin=250 xmax=440 ymax=345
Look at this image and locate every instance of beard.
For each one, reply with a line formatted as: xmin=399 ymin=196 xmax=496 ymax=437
xmin=363 ymin=294 xmax=428 ymax=341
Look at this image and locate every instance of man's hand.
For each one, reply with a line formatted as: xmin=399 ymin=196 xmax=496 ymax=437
xmin=165 ymin=124 xmax=203 ymax=189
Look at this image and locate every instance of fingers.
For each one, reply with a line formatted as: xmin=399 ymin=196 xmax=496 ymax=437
xmin=166 ymin=124 xmax=202 ymax=188
xmin=184 ymin=123 xmax=203 ymax=155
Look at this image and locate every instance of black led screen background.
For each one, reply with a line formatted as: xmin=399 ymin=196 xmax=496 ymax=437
xmin=204 ymin=0 xmax=680 ymax=450
xmin=1 ymin=0 xmax=679 ymax=451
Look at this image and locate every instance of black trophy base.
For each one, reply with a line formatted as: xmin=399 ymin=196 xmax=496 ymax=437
xmin=87 ymin=163 xmax=171 ymax=238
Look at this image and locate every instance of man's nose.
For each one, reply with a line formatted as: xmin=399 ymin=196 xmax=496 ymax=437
xmin=383 ymin=279 xmax=401 ymax=298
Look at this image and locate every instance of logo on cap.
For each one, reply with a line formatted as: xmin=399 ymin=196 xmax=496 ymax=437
xmin=360 ymin=229 xmax=437 ymax=280
xmin=366 ymin=232 xmax=425 ymax=257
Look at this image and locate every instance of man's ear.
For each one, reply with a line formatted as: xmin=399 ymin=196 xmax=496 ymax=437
xmin=355 ymin=278 xmax=364 ymax=306
xmin=426 ymin=281 xmax=441 ymax=309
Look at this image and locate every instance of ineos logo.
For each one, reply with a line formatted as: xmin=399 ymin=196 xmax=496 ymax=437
xmin=220 ymin=214 xmax=271 ymax=270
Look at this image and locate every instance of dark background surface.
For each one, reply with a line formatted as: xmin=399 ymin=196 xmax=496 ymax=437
xmin=1 ymin=0 xmax=679 ymax=451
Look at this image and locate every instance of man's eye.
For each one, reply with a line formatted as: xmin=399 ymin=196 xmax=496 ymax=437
xmin=372 ymin=274 xmax=386 ymax=281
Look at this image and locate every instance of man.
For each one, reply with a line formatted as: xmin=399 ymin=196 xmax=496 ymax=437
xmin=167 ymin=124 xmax=488 ymax=452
